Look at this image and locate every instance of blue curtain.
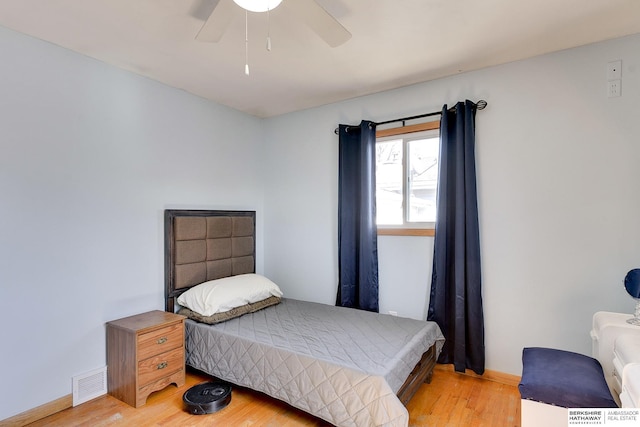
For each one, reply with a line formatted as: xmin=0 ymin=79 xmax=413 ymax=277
xmin=428 ymin=100 xmax=485 ymax=374
xmin=336 ymin=120 xmax=379 ymax=312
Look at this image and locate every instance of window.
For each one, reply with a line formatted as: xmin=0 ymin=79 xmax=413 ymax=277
xmin=375 ymin=122 xmax=440 ymax=235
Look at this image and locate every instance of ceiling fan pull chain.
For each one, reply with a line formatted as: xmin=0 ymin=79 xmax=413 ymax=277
xmin=244 ymin=10 xmax=250 ymax=75
xmin=266 ymin=7 xmax=272 ymax=51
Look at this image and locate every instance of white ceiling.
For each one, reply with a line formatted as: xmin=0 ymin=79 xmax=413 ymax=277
xmin=1 ymin=0 xmax=639 ymax=118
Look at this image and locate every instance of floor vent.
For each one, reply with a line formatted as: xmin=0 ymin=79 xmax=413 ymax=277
xmin=72 ymin=366 xmax=107 ymax=406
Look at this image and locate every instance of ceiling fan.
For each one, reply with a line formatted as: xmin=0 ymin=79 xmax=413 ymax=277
xmin=196 ymin=0 xmax=352 ymax=48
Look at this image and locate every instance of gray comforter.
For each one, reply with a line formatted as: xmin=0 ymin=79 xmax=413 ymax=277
xmin=184 ymin=298 xmax=444 ymax=427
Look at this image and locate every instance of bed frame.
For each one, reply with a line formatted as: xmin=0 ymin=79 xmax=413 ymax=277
xmin=164 ymin=209 xmax=256 ymax=312
xmin=163 ymin=209 xmax=436 ymax=406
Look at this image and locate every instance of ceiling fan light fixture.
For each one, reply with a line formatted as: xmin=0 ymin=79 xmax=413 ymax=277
xmin=233 ymin=0 xmax=283 ymax=13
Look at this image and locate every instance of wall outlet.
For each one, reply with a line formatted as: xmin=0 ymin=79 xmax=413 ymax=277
xmin=608 ymin=80 xmax=622 ymax=97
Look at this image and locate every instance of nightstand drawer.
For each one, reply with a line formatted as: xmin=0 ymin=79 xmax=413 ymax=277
xmin=137 ymin=322 xmax=183 ymax=360
xmin=138 ymin=347 xmax=184 ymax=387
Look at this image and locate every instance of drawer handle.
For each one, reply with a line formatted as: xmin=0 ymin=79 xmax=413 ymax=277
xmin=156 ymin=337 xmax=167 ymax=344
xmin=157 ymin=362 xmax=168 ymax=370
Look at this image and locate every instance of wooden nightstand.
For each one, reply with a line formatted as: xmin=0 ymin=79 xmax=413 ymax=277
xmin=107 ymin=310 xmax=186 ymax=407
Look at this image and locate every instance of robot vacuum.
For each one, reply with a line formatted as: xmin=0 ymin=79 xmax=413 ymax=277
xmin=183 ymin=381 xmax=232 ymax=415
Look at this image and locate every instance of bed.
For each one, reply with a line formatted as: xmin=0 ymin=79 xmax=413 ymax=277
xmin=164 ymin=209 xmax=444 ymax=427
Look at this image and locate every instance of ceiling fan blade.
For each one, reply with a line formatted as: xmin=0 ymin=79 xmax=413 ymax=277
xmin=196 ymin=0 xmax=236 ymax=42
xmin=286 ymin=0 xmax=352 ymax=47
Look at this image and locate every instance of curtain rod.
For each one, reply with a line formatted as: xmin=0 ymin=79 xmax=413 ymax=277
xmin=334 ymin=99 xmax=487 ymax=134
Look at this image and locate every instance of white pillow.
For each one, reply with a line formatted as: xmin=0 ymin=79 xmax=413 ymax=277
xmin=177 ymin=273 xmax=283 ymax=317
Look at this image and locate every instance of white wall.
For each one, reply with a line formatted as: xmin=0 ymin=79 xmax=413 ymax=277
xmin=378 ymin=236 xmax=434 ymax=319
xmin=0 ymin=26 xmax=264 ymax=420
xmin=263 ymin=33 xmax=640 ymax=376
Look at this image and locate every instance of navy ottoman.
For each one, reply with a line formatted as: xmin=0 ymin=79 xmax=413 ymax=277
xmin=519 ymin=347 xmax=617 ymax=408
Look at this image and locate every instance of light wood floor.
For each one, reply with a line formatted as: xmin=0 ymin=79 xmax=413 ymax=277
xmin=27 ymin=367 xmax=520 ymax=427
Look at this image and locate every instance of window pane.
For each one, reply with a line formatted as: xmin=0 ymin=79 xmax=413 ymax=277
xmin=376 ymin=139 xmax=403 ymax=225
xmin=408 ymin=137 xmax=439 ymax=222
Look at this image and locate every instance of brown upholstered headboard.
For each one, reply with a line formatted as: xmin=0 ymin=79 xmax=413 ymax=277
xmin=164 ymin=209 xmax=256 ymax=312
